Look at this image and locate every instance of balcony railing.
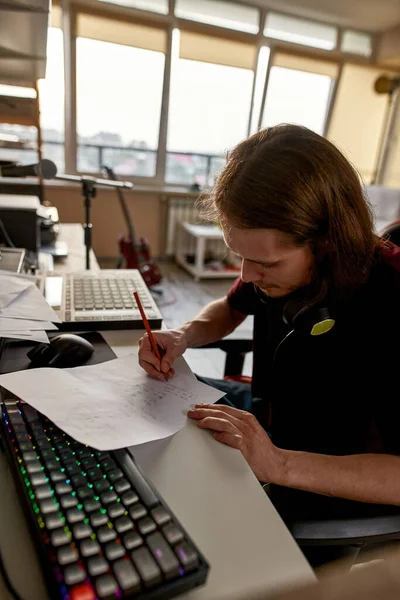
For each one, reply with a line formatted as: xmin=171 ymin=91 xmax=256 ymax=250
xmin=1 ymin=140 xmax=226 ymax=187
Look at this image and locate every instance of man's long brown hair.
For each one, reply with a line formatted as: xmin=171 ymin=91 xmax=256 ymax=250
xmin=199 ymin=124 xmax=382 ymax=303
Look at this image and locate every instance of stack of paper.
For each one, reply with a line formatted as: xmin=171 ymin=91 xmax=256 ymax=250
xmin=0 ymin=272 xmax=61 ymax=343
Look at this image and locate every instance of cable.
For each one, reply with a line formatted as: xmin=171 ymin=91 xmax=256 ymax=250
xmin=0 ymin=219 xmax=15 ymax=248
xmin=0 ymin=542 xmax=24 ymax=600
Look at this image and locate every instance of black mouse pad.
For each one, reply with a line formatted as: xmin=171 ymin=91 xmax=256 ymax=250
xmin=0 ymin=331 xmax=117 ymax=375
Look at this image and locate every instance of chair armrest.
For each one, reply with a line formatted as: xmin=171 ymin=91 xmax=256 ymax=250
xmin=290 ymin=514 xmax=400 ymax=546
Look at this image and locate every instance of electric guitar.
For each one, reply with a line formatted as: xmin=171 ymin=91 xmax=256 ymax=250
xmin=103 ymin=166 xmax=162 ymax=288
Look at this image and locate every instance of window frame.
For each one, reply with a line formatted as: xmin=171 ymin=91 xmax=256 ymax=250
xmin=54 ymin=0 xmax=383 ymax=187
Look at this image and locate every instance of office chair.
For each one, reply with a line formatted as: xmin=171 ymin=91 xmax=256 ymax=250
xmin=199 ymin=339 xmax=400 ymax=567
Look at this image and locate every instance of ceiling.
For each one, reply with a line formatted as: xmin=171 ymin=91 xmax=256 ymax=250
xmin=242 ymin=0 xmax=400 ymax=32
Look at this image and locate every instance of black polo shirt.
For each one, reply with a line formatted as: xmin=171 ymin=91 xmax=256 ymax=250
xmin=227 ymin=243 xmax=400 ymax=458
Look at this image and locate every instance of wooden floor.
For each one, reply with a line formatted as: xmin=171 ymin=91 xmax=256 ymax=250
xmin=99 ymin=258 xmax=253 ymax=379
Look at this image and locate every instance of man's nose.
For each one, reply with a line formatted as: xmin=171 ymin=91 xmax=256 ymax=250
xmin=241 ymin=259 xmax=259 ymax=283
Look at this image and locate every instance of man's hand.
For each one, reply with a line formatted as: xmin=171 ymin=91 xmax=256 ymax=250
xmin=138 ymin=329 xmax=188 ymax=380
xmin=187 ymin=404 xmax=286 ymax=483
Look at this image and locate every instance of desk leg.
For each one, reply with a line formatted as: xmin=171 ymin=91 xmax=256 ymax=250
xmin=195 ymin=237 xmax=205 ymax=282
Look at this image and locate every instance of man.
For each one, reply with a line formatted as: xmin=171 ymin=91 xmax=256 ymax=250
xmin=139 ymin=125 xmax=400 ymax=566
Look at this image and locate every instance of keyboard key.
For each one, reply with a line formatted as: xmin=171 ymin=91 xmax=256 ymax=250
xmin=107 ymin=502 xmax=124 ymax=519
xmin=147 ymin=532 xmax=180 ymax=579
xmin=93 ymin=480 xmax=110 ymax=494
xmin=87 ymin=467 xmax=103 ymax=482
xmin=95 ymin=451 xmax=110 ymax=462
xmin=69 ymin=583 xmax=95 ymax=600
xmin=151 ymin=506 xmax=171 ymax=527
xmin=31 ymin=473 xmax=48 ymax=487
xmin=72 ymin=523 xmax=93 ymax=540
xmin=77 ymin=447 xmax=91 ymax=459
xmin=60 ymin=494 xmax=78 ymax=509
xmin=26 ymin=462 xmax=42 ymax=474
xmin=162 ymin=523 xmax=184 ymax=546
xmin=137 ymin=517 xmax=156 ymax=536
xmin=65 ymin=463 xmax=81 ymax=477
xmin=121 ymin=490 xmax=139 ymax=507
xmin=132 ymin=547 xmax=162 ymax=588
xmin=101 ymin=459 xmax=117 ymax=472
xmin=67 ymin=508 xmax=84 ymax=524
xmin=57 ymin=545 xmax=78 ymax=565
xmin=55 ymin=482 xmax=72 ymax=495
xmin=81 ymin=457 xmax=97 ymax=470
xmin=63 ymin=564 xmax=86 ymax=586
xmin=15 ymin=433 xmax=30 ymax=443
xmin=100 ymin=490 xmax=117 ymax=505
xmin=50 ymin=471 xmax=66 ymax=483
xmin=175 ymin=542 xmax=199 ymax=572
xmin=36 ymin=439 xmax=51 ymax=450
xmin=35 ymin=485 xmax=53 ymax=500
xmin=41 ymin=449 xmax=56 ymax=462
xmin=113 ymin=559 xmax=140 ymax=593
xmin=22 ymin=451 xmax=38 ymax=462
xmin=20 ymin=405 xmax=39 ymax=422
xmin=115 ymin=516 xmax=134 ymax=534
xmin=83 ymin=498 xmax=101 ymax=513
xmin=80 ymin=539 xmax=101 ymax=557
xmin=77 ymin=486 xmax=93 ymax=500
xmin=108 ymin=469 xmax=123 ymax=483
xmin=129 ymin=504 xmax=147 ymax=521
xmin=114 ymin=479 xmax=130 ymax=494
xmin=46 ymin=460 xmax=60 ymax=471
xmin=51 ymin=529 xmax=72 ymax=547
xmin=45 ymin=514 xmax=65 ymax=530
xmin=90 ymin=511 xmax=108 ymax=528
xmin=88 ymin=556 xmax=109 ymax=577
xmin=19 ymin=442 xmax=34 ymax=452
xmin=39 ymin=498 xmax=59 ymax=514
xmin=95 ymin=574 xmax=118 ymax=599
xmin=105 ymin=541 xmax=125 ymax=561
xmin=123 ymin=531 xmax=143 ymax=550
xmin=97 ymin=525 xmax=117 ymax=544
xmin=71 ymin=475 xmax=87 ymax=488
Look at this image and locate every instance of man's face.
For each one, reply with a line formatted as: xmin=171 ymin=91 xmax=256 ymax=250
xmin=223 ymin=225 xmax=315 ymax=299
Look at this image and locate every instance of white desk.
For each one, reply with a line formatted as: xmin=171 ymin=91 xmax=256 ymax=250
xmin=0 ymin=329 xmax=314 ymax=600
xmin=0 ymin=224 xmax=314 ymax=598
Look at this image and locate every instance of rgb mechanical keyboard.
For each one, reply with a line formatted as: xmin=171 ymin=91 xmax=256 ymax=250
xmin=0 ymin=395 xmax=209 ymax=600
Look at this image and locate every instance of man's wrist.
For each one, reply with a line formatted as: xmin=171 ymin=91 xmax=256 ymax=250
xmin=177 ymin=323 xmax=193 ymax=350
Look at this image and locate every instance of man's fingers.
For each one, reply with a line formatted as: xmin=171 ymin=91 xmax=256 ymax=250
xmin=195 ymin=416 xmax=239 ymax=435
xmin=138 ymin=359 xmax=166 ymax=381
xmin=194 ymin=403 xmax=258 ymax=426
xmin=188 ymin=406 xmax=244 ymax=429
xmin=139 ymin=348 xmax=161 ymax=371
xmin=213 ymin=431 xmax=243 ymax=451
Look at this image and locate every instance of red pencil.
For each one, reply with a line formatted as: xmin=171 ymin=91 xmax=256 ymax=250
xmin=134 ymin=291 xmax=167 ymax=381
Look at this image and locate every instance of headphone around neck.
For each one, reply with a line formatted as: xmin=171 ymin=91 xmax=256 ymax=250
xmin=254 ymin=284 xmax=336 ymax=336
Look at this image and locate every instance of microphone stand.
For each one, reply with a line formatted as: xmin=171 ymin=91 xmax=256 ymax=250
xmin=55 ymin=173 xmax=133 ymax=270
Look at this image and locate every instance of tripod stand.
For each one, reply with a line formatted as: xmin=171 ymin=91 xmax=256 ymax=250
xmin=55 ymin=173 xmax=133 ymax=269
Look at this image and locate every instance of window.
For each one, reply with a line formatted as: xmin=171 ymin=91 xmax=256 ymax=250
xmin=97 ymin=0 xmax=168 ymax=14
xmin=0 ymin=85 xmax=38 ymax=165
xmin=175 ymin=0 xmax=259 ymax=34
xmin=76 ymin=14 xmax=166 ymax=176
xmin=327 ymin=65 xmax=391 ymax=183
xmin=264 ymin=12 xmax=337 ymax=50
xmin=38 ymin=23 xmax=65 ymax=172
xmin=341 ymin=30 xmax=372 ymax=57
xmin=261 ymin=53 xmax=337 ymax=135
xmin=167 ymin=31 xmax=255 ymax=185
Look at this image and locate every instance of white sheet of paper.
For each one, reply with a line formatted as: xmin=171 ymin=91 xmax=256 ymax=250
xmin=0 ymin=355 xmax=225 ymax=450
xmin=0 ymin=317 xmax=58 ymax=331
xmin=0 ymin=330 xmax=50 ymax=343
xmin=0 ymin=278 xmax=61 ymax=323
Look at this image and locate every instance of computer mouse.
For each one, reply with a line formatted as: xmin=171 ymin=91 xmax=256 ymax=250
xmin=27 ymin=334 xmax=95 ymax=368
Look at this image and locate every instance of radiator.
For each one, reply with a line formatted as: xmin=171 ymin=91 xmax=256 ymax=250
xmin=164 ymin=196 xmax=235 ymax=264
